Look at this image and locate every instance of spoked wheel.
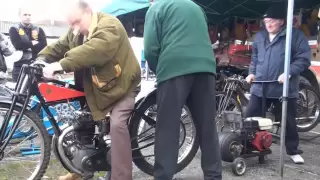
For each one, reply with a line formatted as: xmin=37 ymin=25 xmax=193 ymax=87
xmin=0 ymin=103 xmax=51 ymax=180
xmin=130 ymin=95 xmax=199 ymax=175
xmin=232 ymin=157 xmax=247 ymax=176
xmin=296 ymin=83 xmax=320 ymax=132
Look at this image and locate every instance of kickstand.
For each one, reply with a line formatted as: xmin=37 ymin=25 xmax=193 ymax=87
xmin=96 ymin=171 xmax=111 ymax=180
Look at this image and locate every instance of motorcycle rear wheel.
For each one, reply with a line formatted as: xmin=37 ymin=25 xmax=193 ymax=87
xmin=130 ymin=94 xmax=199 ymax=175
xmin=296 ymin=83 xmax=320 ymax=132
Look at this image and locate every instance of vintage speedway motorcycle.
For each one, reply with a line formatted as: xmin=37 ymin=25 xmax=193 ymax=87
xmin=0 ymin=63 xmax=198 ymax=180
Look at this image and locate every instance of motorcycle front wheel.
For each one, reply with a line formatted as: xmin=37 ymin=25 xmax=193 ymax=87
xmin=130 ymin=94 xmax=199 ymax=175
xmin=0 ymin=102 xmax=51 ymax=180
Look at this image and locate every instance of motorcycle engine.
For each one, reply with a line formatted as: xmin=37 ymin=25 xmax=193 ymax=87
xmin=64 ymin=111 xmax=111 ymax=173
xmin=251 ymin=131 xmax=273 ymax=151
xmin=53 ymin=102 xmax=81 ymax=124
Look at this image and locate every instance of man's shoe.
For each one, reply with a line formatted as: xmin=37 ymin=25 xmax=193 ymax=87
xmin=58 ymin=173 xmax=82 ymax=180
xmin=297 ymin=149 xmax=304 ymax=154
xmin=290 ymin=154 xmax=304 ymax=164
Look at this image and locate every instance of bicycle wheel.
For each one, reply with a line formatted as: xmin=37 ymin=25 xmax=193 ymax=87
xmin=296 ymin=83 xmax=320 ymax=132
xmin=215 ymin=91 xmax=243 ymax=132
xmin=130 ymin=95 xmax=199 ymax=175
xmin=0 ymin=102 xmax=51 ymax=180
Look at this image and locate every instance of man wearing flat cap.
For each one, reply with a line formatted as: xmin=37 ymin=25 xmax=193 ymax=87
xmin=245 ymin=3 xmax=311 ymax=164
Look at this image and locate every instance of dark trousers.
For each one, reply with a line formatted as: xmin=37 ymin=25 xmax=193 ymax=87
xmin=154 ymin=73 xmax=222 ymax=180
xmin=245 ymin=95 xmax=300 ymax=155
xmin=12 ymin=66 xmax=22 ymax=82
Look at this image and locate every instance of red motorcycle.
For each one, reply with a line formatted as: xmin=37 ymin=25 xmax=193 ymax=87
xmin=0 ymin=63 xmax=198 ymax=179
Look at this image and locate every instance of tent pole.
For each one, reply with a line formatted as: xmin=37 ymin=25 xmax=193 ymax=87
xmin=280 ymin=0 xmax=295 ymax=178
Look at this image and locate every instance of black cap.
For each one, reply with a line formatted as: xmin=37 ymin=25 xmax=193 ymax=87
xmin=263 ymin=3 xmax=287 ymax=19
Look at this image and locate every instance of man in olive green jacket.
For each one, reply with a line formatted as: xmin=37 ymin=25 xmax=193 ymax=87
xmin=37 ymin=1 xmax=141 ymax=180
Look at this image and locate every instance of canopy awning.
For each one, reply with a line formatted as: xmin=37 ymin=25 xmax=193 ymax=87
xmin=101 ymin=0 xmax=320 ymax=24
xmin=101 ymin=0 xmax=150 ymax=17
xmin=194 ymin=0 xmax=320 ymax=23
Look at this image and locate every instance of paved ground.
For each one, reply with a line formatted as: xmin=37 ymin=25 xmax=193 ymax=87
xmin=132 ymin=127 xmax=320 ymax=180
xmin=130 ymin=80 xmax=320 ymax=180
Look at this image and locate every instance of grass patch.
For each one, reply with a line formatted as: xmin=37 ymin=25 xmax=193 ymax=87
xmin=0 ymin=160 xmax=38 ymax=179
xmin=43 ymin=158 xmax=108 ymax=179
xmin=0 ymin=157 xmax=108 ymax=179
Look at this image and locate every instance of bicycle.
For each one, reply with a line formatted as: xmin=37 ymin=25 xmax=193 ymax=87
xmin=215 ymin=74 xmax=320 ymax=133
xmin=0 ymin=64 xmax=199 ymax=179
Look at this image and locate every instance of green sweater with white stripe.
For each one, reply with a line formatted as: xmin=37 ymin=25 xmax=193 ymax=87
xmin=144 ymin=0 xmax=216 ymax=83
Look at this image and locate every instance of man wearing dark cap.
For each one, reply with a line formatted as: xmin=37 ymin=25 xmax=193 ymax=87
xmin=245 ymin=4 xmax=311 ymax=164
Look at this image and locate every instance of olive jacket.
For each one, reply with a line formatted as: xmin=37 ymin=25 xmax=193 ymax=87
xmin=38 ymin=12 xmax=141 ymax=120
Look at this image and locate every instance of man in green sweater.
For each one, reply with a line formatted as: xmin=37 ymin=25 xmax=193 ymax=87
xmin=144 ymin=0 xmax=222 ymax=179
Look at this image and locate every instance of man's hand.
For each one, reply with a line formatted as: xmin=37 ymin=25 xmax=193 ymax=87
xmin=278 ymin=73 xmax=291 ymax=84
xmin=31 ymin=59 xmax=49 ymax=68
xmin=43 ymin=62 xmax=63 ymax=78
xmin=32 ymin=40 xmax=38 ymax=45
xmin=245 ymin=74 xmax=255 ymax=84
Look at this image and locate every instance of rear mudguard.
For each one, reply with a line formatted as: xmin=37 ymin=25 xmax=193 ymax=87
xmin=129 ymin=86 xmax=157 ymax=130
xmin=135 ymin=88 xmax=156 ymax=108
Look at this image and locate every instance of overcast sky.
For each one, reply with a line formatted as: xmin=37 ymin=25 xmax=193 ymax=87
xmin=0 ymin=0 xmax=112 ymax=22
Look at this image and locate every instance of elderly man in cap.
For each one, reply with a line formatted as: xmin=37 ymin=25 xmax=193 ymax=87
xmin=245 ymin=4 xmax=311 ymax=164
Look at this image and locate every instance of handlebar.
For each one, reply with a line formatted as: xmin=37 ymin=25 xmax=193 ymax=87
xmin=29 ymin=61 xmax=63 ymax=80
xmin=224 ymin=75 xmax=280 ymax=91
xmin=19 ymin=64 xmax=75 ymax=87
xmin=225 ymin=76 xmax=246 ymax=83
xmin=224 ymin=76 xmax=249 ymax=90
xmin=251 ymin=80 xmax=279 ymax=84
xmin=12 ymin=63 xmax=80 ymax=96
xmin=225 ymin=76 xmax=279 ymax=84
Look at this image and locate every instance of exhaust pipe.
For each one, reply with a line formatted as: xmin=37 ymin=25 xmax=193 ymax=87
xmin=57 ymin=126 xmax=84 ymax=176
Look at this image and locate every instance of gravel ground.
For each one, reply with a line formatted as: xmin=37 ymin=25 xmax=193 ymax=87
xmin=132 ymin=126 xmax=320 ymax=180
xmin=132 ymin=80 xmax=320 ymax=180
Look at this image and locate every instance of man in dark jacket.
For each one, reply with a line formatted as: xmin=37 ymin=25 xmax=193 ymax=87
xmin=245 ymin=4 xmax=311 ymax=164
xmin=0 ymin=33 xmax=14 ymax=79
xmin=9 ymin=6 xmax=47 ymax=81
xmin=144 ymin=0 xmax=222 ymax=179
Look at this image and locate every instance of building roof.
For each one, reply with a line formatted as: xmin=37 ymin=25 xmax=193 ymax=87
xmin=0 ymin=21 xmax=69 ymax=38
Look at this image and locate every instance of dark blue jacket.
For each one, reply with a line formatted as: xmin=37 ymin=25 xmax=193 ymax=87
xmin=249 ymin=27 xmax=311 ymax=98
